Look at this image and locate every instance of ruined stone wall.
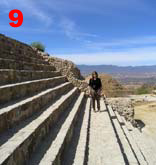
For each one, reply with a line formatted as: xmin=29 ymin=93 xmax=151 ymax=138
xmin=0 ymin=34 xmax=89 ymax=94
xmin=107 ymin=98 xmax=136 ymax=126
xmin=0 ymin=34 xmax=39 ymax=59
xmin=38 ymin=51 xmax=90 ymax=94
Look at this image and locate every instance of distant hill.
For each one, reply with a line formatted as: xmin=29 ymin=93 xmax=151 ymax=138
xmin=78 ymin=65 xmax=156 ymax=85
xmin=86 ymin=74 xmax=125 ymax=97
xmin=77 ymin=64 xmax=156 ymax=75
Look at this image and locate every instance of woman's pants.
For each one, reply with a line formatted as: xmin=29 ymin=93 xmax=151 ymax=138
xmin=90 ymin=88 xmax=100 ymax=110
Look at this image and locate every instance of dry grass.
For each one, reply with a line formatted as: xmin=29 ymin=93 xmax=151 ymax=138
xmin=134 ymin=102 xmax=156 ymax=140
xmin=85 ymin=73 xmax=125 ymax=97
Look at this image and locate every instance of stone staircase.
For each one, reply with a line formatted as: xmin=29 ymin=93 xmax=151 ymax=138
xmin=1 ymin=35 xmax=156 ymax=165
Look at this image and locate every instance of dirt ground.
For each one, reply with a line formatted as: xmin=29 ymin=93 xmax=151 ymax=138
xmin=134 ymin=101 xmax=156 ymax=140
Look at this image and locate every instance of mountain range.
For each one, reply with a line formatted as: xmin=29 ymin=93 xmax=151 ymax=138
xmin=77 ymin=65 xmax=156 ymax=85
xmin=77 ymin=65 xmax=156 ymax=75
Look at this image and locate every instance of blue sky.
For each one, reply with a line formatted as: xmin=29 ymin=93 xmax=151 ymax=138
xmin=1 ymin=0 xmax=156 ymax=66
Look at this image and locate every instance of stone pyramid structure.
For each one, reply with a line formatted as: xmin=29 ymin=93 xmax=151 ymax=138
xmin=0 ymin=34 xmax=156 ymax=165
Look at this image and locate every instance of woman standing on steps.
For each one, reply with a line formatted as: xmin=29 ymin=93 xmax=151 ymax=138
xmin=89 ymin=71 xmax=102 ymax=112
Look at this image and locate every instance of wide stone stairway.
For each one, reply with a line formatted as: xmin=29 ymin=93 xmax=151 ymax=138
xmin=0 ymin=35 xmax=156 ymax=165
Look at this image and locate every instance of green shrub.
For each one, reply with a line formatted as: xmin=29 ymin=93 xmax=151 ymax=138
xmin=136 ymin=84 xmax=152 ymax=95
xmin=31 ymin=42 xmax=45 ymax=52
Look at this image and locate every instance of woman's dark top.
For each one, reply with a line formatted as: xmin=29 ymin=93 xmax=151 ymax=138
xmin=89 ymin=78 xmax=102 ymax=91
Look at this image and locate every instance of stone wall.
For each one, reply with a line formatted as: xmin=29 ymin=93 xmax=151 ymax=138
xmin=38 ymin=51 xmax=90 ymax=94
xmin=107 ymin=98 xmax=137 ymax=126
xmin=0 ymin=34 xmax=39 ymax=59
xmin=0 ymin=34 xmax=90 ymax=94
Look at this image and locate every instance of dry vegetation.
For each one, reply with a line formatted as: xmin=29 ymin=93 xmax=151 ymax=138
xmin=85 ymin=73 xmax=125 ymax=97
xmin=85 ymin=73 xmax=156 ymax=97
xmin=134 ymin=101 xmax=156 ymax=140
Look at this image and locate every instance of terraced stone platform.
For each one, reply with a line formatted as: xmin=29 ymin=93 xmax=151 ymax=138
xmin=1 ymin=34 xmax=156 ymax=165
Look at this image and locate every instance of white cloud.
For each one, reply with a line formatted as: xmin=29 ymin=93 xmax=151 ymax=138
xmin=86 ymin=36 xmax=156 ymax=51
xmin=26 ymin=2 xmax=53 ymax=27
xmin=1 ymin=0 xmax=154 ymax=39
xmin=0 ymin=0 xmax=97 ymax=39
xmin=0 ymin=0 xmax=9 ymax=8
xmin=54 ymin=46 xmax=156 ymax=66
xmin=59 ymin=17 xmax=98 ymax=40
xmin=60 ymin=18 xmax=78 ymax=40
xmin=0 ymin=0 xmax=53 ymax=26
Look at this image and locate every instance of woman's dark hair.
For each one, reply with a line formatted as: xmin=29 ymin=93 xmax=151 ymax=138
xmin=92 ymin=71 xmax=98 ymax=78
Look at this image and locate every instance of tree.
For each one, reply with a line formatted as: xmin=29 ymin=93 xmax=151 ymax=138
xmin=31 ymin=42 xmax=45 ymax=52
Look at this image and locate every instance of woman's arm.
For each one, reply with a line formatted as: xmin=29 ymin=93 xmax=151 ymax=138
xmin=88 ymin=79 xmax=92 ymax=96
xmin=97 ymin=79 xmax=102 ymax=95
xmin=97 ymin=78 xmax=102 ymax=90
xmin=99 ymin=78 xmax=102 ymax=89
xmin=89 ymin=79 xmax=92 ymax=86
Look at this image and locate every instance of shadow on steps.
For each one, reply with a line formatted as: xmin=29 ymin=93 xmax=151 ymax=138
xmin=0 ymin=90 xmax=71 ymax=147
xmin=61 ymin=99 xmax=87 ymax=165
xmin=26 ymin=94 xmax=79 ymax=165
xmin=135 ymin=119 xmax=145 ymax=132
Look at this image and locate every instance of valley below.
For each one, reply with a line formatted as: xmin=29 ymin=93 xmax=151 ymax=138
xmin=78 ymin=64 xmax=156 ymax=85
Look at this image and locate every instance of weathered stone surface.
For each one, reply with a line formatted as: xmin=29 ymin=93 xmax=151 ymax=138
xmin=0 ymin=76 xmax=67 ymax=105
xmin=0 ymin=87 xmax=79 ymax=165
xmin=106 ymin=105 xmax=139 ymax=164
xmin=39 ymin=52 xmax=90 ymax=95
xmin=88 ymin=100 xmax=125 ymax=165
xmin=0 ymin=88 xmax=78 ymax=165
xmin=0 ymin=82 xmax=73 ymax=134
xmin=0 ymin=34 xmax=91 ymax=96
xmin=0 ymin=34 xmax=43 ymax=60
xmin=107 ymin=98 xmax=136 ymax=125
xmin=0 ymin=69 xmax=61 ymax=85
xmin=0 ymin=58 xmax=55 ymax=71
xmin=38 ymin=92 xmax=85 ymax=165
xmin=73 ymin=98 xmax=90 ymax=165
xmin=114 ymin=110 xmax=148 ymax=164
xmin=0 ymin=52 xmax=48 ymax=65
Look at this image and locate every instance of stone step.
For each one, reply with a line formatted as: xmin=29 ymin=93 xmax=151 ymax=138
xmin=0 ymin=52 xmax=49 ymax=65
xmin=0 ymin=69 xmax=61 ymax=86
xmin=60 ymin=97 xmax=88 ymax=165
xmin=113 ymin=109 xmax=147 ymax=165
xmin=107 ymin=104 xmax=140 ymax=164
xmin=88 ymin=99 xmax=125 ymax=165
xmin=0 ymin=37 xmax=44 ymax=61
xmin=0 ymin=87 xmax=79 ymax=165
xmin=72 ymin=98 xmax=91 ymax=165
xmin=38 ymin=92 xmax=85 ymax=165
xmin=0 ymin=76 xmax=67 ymax=105
xmin=121 ymin=116 xmax=156 ymax=164
xmin=0 ymin=58 xmax=55 ymax=71
xmin=0 ymin=82 xmax=73 ymax=134
xmin=26 ymin=92 xmax=80 ymax=165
